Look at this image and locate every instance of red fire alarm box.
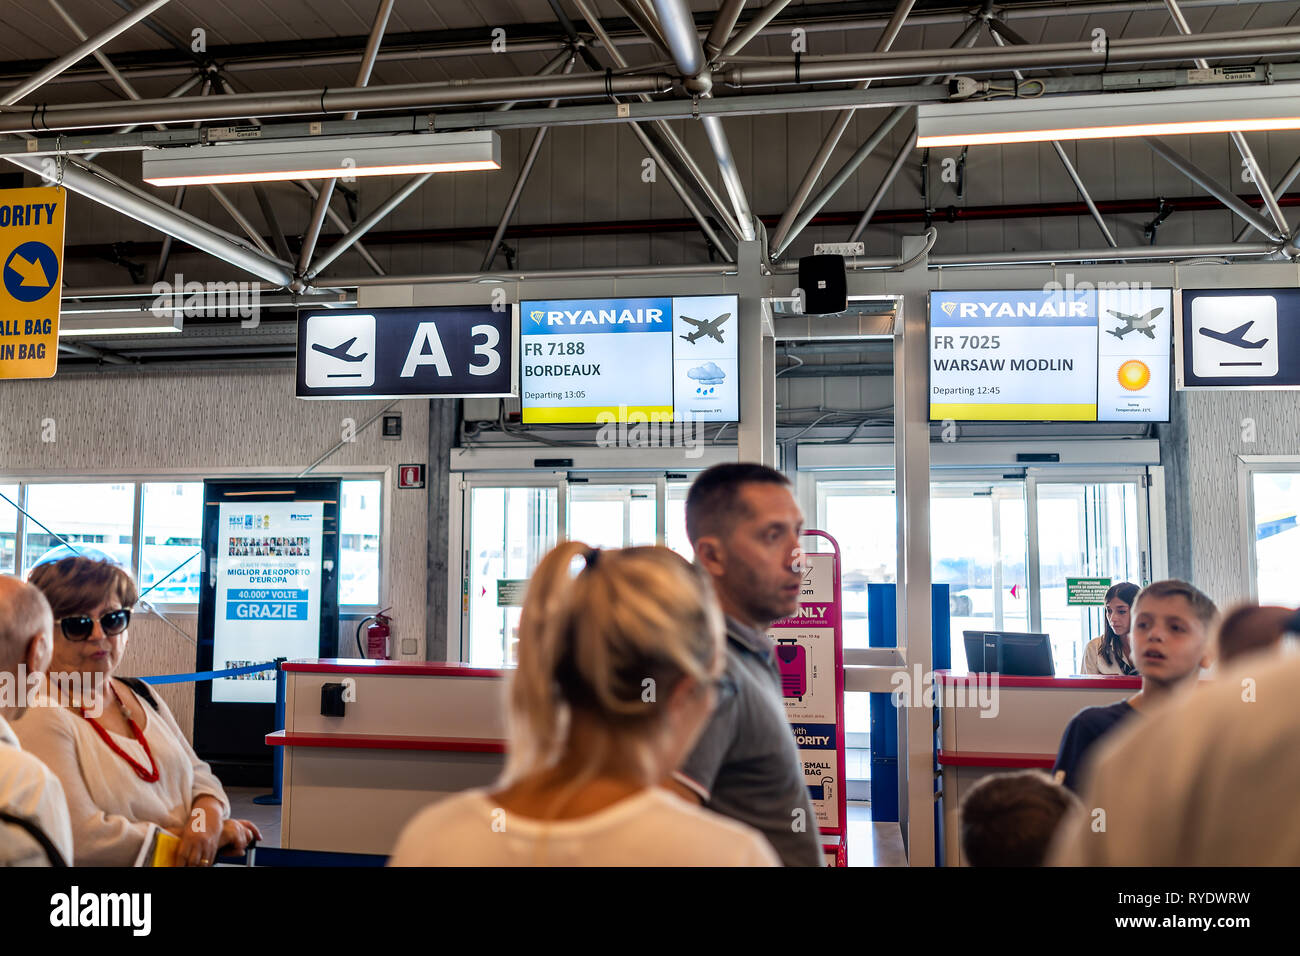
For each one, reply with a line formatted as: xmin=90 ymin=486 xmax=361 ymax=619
xmin=398 ymin=464 xmax=425 ymax=489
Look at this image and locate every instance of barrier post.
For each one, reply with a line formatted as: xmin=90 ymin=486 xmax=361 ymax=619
xmin=253 ymin=658 xmax=288 ymax=807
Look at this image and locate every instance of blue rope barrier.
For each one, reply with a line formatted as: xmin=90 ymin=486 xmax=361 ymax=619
xmin=139 ymin=662 xmax=276 ymax=684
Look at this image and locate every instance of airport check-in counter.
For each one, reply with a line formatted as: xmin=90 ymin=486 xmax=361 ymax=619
xmin=266 ymin=660 xmax=507 ymax=856
xmin=934 ymin=670 xmax=1141 ymax=866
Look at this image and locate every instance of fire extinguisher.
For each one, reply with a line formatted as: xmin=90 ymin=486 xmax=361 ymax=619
xmin=356 ymin=608 xmax=393 ymax=660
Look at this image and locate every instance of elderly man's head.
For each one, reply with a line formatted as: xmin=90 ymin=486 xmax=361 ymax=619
xmin=0 ymin=575 xmax=54 ymax=721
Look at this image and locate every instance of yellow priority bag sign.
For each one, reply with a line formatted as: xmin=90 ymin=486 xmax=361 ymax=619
xmin=0 ymin=186 xmax=65 ymax=379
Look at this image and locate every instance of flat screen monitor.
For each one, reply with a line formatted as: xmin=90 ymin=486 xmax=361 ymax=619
xmin=519 ymin=293 xmax=739 ymax=424
xmin=963 ymin=630 xmax=1055 ymax=676
xmin=929 ymin=288 xmax=1172 ymax=423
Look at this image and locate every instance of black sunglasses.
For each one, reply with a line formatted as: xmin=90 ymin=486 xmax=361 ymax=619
xmin=58 ymin=608 xmax=132 ymax=642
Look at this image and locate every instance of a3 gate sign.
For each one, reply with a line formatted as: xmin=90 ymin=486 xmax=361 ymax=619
xmin=296 ymin=305 xmax=517 ymax=399
xmin=0 ymin=187 xmax=65 ymax=380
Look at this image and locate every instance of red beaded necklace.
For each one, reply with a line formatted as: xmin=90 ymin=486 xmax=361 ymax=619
xmin=77 ymin=683 xmax=160 ymax=784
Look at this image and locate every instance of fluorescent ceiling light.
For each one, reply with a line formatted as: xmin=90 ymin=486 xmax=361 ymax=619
xmin=916 ymin=82 xmax=1300 ymax=148
xmin=59 ymin=309 xmax=182 ymax=336
xmin=142 ymin=130 xmax=500 ymax=187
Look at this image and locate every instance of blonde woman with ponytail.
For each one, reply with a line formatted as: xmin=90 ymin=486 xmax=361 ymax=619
xmin=390 ymin=542 xmax=778 ymax=866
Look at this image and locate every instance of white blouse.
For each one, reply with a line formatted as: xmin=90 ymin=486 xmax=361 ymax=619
xmin=15 ymin=678 xmax=230 ymax=866
xmin=0 ymin=714 xmax=74 ymax=866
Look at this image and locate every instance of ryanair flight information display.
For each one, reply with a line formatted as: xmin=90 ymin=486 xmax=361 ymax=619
xmin=929 ymin=288 xmax=1172 ymax=422
xmin=519 ymin=294 xmax=739 ymax=423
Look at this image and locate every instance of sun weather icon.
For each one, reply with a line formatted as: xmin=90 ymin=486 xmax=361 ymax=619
xmin=688 ymin=362 xmax=726 ymax=396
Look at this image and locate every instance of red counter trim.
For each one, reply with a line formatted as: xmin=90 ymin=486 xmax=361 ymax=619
xmin=937 ymin=749 xmax=1056 ymax=769
xmin=935 ymin=669 xmax=1141 ymax=690
xmin=266 ymin=731 xmax=507 ymax=753
xmin=283 ymin=659 xmax=507 ymax=679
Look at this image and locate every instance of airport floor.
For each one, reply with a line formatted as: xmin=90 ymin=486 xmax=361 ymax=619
xmin=226 ymin=788 xmax=905 ymax=866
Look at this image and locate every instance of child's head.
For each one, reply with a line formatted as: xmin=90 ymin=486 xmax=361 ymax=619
xmin=1131 ymin=579 xmax=1218 ymax=686
xmin=1215 ymin=604 xmax=1295 ymax=666
xmin=959 ymin=770 xmax=1080 ymax=866
xmin=504 ymin=541 xmax=726 ymax=787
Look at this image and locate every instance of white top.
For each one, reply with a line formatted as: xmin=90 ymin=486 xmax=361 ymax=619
xmin=1050 ymin=649 xmax=1300 ymax=866
xmin=388 ymin=787 xmax=781 ymax=867
xmin=1079 ymin=636 xmax=1135 ymax=675
xmin=14 ymin=679 xmax=230 ymax=866
xmin=0 ymin=713 xmax=74 ymax=866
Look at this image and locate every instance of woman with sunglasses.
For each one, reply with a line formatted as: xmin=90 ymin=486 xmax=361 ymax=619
xmin=16 ymin=557 xmax=261 ymax=866
xmin=390 ymin=542 xmax=776 ymax=866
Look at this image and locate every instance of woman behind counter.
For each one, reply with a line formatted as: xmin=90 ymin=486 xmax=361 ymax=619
xmin=16 ymin=557 xmax=260 ymax=866
xmin=1080 ymin=581 xmax=1140 ymax=675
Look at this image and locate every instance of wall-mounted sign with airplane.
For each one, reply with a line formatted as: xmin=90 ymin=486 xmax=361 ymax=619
xmin=296 ymin=305 xmax=517 ymax=399
xmin=1177 ymin=290 xmax=1300 ymax=390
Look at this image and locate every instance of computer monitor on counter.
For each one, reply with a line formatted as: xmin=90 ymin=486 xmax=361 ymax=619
xmin=963 ymin=630 xmax=1055 ymax=677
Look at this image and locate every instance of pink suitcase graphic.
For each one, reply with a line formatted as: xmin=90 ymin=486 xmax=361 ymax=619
xmin=776 ymin=638 xmax=807 ymax=701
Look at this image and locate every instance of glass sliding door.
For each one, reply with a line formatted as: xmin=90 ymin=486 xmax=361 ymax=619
xmin=567 ymin=482 xmax=657 ymax=550
xmin=463 ymin=483 xmax=561 ymax=668
xmin=1033 ymin=478 xmax=1145 ymax=675
xmin=1246 ymin=466 xmax=1300 ymax=604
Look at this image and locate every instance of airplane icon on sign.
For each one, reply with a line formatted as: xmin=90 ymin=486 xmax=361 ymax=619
xmin=679 ymin=312 xmax=730 ymax=344
xmin=1106 ymin=307 xmax=1163 ymax=340
xmin=312 ymin=336 xmax=369 ymax=362
xmin=1197 ymin=320 xmax=1270 ymax=350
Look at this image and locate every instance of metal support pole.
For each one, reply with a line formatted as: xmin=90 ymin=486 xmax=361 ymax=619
xmin=612 ymin=0 xmax=673 ymax=57
xmin=307 ymin=174 xmax=434 ymax=279
xmin=4 ymin=155 xmax=294 ymax=285
xmin=572 ymin=0 xmax=743 ymax=240
xmin=1 ymin=0 xmax=175 ymax=105
xmin=254 ymin=186 xmax=295 ymax=263
xmin=773 ymin=106 xmax=910 ymax=257
xmin=482 ymin=55 xmax=578 ymax=270
xmin=1145 ymin=138 xmax=1284 ymax=241
xmin=768 ymin=2 xmax=947 ymax=256
xmin=847 ymin=130 xmax=915 ymax=242
xmin=652 ymin=0 xmax=756 ymax=240
xmin=705 ymin=0 xmax=749 ymax=61
xmin=299 ymin=0 xmax=397 ymax=279
xmin=1162 ymin=0 xmax=1290 ymax=237
xmin=152 ymin=186 xmax=185 ymax=282
xmin=722 ymin=0 xmax=794 ymax=58
xmin=208 ymin=186 xmax=278 ymax=259
xmin=1235 ymin=154 xmax=1300 ymax=241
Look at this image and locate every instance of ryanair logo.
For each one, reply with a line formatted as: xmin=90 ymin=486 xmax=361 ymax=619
xmin=943 ymin=299 xmax=1089 ymax=319
xmin=941 ymin=301 xmax=957 ymax=316
xmin=530 ymin=310 xmax=544 ymax=324
xmin=535 ymin=307 xmax=665 ymax=327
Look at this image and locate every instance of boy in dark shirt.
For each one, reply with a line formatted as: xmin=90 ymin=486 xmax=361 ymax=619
xmin=1053 ymin=579 xmax=1217 ymax=793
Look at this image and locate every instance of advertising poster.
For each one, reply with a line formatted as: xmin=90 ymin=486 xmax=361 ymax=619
xmin=929 ymin=288 xmax=1172 ymax=422
xmin=520 ymin=293 xmax=738 ymax=423
xmin=768 ymin=549 xmax=844 ymax=834
xmin=212 ymin=500 xmax=324 ymax=703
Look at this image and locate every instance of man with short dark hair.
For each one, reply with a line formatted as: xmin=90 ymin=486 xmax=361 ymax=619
xmin=667 ymin=463 xmax=824 ymax=866
xmin=959 ymin=770 xmax=1080 ymax=866
xmin=0 ymin=575 xmax=73 ymax=866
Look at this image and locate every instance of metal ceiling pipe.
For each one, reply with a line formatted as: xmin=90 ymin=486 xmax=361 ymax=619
xmin=927 ymin=242 xmax=1280 ymax=267
xmin=704 ymin=0 xmax=750 ymax=61
xmin=482 ymin=54 xmax=578 ymax=270
xmin=723 ymin=26 xmax=1300 ymax=86
xmin=1161 ymin=0 xmax=1290 ymax=238
xmin=652 ymin=0 xmax=755 ymax=239
xmin=4 ymin=155 xmax=294 ymax=286
xmin=772 ymin=106 xmax=910 ymax=258
xmin=847 ymin=129 xmax=914 ymax=242
xmin=1145 ymin=138 xmax=1284 ymax=241
xmin=768 ymin=0 xmax=921 ymax=256
xmin=721 ymin=0 xmax=794 ymax=57
xmin=1236 ymin=153 xmax=1300 ymax=241
xmin=0 ymin=71 xmax=675 ymax=133
xmin=299 ymin=0 xmax=398 ymax=280
xmin=571 ymin=0 xmax=743 ymax=240
xmin=0 ymin=0 xmax=174 ymax=105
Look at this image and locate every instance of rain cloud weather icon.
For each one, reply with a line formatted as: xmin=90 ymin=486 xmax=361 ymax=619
xmin=688 ymin=362 xmax=726 ymax=395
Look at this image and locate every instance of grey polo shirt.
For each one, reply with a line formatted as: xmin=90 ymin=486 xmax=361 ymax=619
xmin=675 ymin=617 xmax=825 ymax=867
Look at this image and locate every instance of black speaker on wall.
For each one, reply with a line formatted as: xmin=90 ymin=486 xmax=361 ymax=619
xmin=798 ymin=254 xmax=848 ymax=315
